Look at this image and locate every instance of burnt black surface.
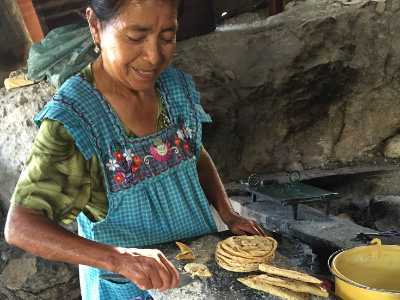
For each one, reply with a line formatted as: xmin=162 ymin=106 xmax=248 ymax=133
xmin=147 ymin=231 xmax=342 ymax=300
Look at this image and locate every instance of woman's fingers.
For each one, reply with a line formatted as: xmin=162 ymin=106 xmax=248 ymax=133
xmin=228 ymin=214 xmax=266 ymax=236
xmin=123 ymin=248 xmax=178 ymax=291
xmin=159 ymin=253 xmax=179 ymax=289
xmin=151 ymin=252 xmax=179 ymax=291
xmin=252 ymin=220 xmax=267 ymax=236
xmin=133 ymin=265 xmax=167 ymax=291
xmin=151 ymin=264 xmax=171 ymax=292
xmin=148 ymin=267 xmax=166 ymax=291
xmin=136 ymin=277 xmax=153 ymax=291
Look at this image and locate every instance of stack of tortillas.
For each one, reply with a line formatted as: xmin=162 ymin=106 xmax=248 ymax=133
xmin=215 ymin=235 xmax=278 ymax=272
xmin=238 ymin=264 xmax=329 ymax=300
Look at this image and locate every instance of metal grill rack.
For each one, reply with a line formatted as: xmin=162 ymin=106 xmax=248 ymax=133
xmin=246 ymin=181 xmax=338 ymax=220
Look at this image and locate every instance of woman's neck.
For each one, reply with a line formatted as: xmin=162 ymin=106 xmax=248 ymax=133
xmin=91 ymin=57 xmax=159 ymax=137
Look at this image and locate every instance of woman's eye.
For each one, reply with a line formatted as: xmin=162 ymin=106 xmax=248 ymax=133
xmin=128 ymin=37 xmax=144 ymax=43
xmin=161 ymin=36 xmax=176 ymax=44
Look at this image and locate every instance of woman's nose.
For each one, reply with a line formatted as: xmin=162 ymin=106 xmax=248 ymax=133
xmin=142 ymin=39 xmax=161 ymax=65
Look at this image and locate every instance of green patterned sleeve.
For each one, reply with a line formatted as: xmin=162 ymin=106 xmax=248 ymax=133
xmin=11 ymin=119 xmax=92 ymax=225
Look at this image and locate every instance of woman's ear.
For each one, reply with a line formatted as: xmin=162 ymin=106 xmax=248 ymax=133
xmin=86 ymin=7 xmax=101 ymax=44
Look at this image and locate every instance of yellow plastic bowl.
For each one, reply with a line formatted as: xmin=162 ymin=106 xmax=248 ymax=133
xmin=329 ymin=239 xmax=400 ymax=300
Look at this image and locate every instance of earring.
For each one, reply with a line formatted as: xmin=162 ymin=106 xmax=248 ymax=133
xmin=94 ymin=42 xmax=100 ymax=53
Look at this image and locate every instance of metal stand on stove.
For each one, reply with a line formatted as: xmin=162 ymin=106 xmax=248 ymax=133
xmin=236 ymin=173 xmax=338 ymax=220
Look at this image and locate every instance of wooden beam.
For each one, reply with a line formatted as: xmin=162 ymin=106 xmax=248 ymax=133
xmin=269 ymin=0 xmax=285 ymax=16
xmin=15 ymin=0 xmax=44 ymax=42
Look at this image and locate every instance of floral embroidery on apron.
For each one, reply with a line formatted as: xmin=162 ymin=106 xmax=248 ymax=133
xmin=104 ymin=116 xmax=197 ymax=192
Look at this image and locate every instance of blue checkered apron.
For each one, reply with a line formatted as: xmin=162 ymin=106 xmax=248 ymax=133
xmin=34 ymin=66 xmax=218 ymax=300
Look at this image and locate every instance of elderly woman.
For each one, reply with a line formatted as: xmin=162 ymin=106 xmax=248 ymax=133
xmin=5 ymin=0 xmax=265 ymax=299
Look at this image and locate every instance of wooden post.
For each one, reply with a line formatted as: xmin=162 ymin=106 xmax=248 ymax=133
xmin=16 ymin=0 xmax=44 ymax=42
xmin=269 ymin=0 xmax=285 ymax=16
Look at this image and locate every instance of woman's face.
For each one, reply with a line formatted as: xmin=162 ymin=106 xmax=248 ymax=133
xmin=95 ymin=0 xmax=178 ymax=92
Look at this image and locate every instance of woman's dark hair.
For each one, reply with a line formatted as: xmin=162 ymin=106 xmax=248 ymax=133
xmin=89 ymin=0 xmax=184 ymax=26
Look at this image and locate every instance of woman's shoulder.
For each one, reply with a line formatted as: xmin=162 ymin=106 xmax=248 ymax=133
xmin=39 ymin=118 xmax=75 ymax=144
xmin=161 ymin=66 xmax=194 ymax=83
xmin=54 ymin=66 xmax=95 ymax=102
xmin=160 ymin=66 xmax=197 ymax=95
xmin=77 ymin=64 xmax=95 ymax=85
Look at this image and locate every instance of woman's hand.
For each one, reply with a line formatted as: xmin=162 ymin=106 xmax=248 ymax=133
xmin=196 ymin=149 xmax=266 ymax=237
xmin=5 ymin=205 xmax=179 ymax=292
xmin=117 ymin=248 xmax=179 ymax=291
xmin=221 ymin=211 xmax=266 ymax=237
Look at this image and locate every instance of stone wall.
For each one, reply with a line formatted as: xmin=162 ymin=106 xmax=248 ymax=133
xmin=0 ymin=0 xmax=400 ymax=298
xmin=172 ymin=0 xmax=400 ymax=180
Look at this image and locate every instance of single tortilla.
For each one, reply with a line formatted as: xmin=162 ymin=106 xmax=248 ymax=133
xmin=174 ymin=242 xmax=195 ymax=260
xmin=259 ymin=264 xmax=322 ymax=284
xmin=238 ymin=275 xmax=308 ymax=300
xmin=184 ymin=263 xmax=212 ymax=278
xmin=254 ymin=274 xmax=329 ymax=298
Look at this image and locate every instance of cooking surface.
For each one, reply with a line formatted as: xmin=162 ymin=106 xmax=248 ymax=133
xmin=148 ymin=231 xmax=342 ymax=300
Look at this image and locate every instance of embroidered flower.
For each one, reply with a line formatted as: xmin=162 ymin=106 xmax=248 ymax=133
xmin=106 ymin=159 xmax=119 ymax=171
xmin=176 ymin=128 xmax=185 ymax=140
xmin=150 ymin=138 xmax=171 ymax=162
xmin=177 ymin=125 xmax=193 ymax=140
xmin=184 ymin=127 xmax=193 ymax=139
xmin=123 ymin=149 xmax=134 ymax=162
xmin=133 ymin=155 xmax=142 ymax=166
xmin=183 ymin=141 xmax=190 ymax=151
xmin=114 ymin=173 xmax=125 ymax=183
xmin=132 ymin=164 xmax=140 ymax=174
xmin=174 ymin=137 xmax=181 ymax=147
xmin=114 ymin=150 xmax=124 ymax=161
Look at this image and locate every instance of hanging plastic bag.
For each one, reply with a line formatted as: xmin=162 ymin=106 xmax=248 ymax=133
xmin=27 ymin=23 xmax=99 ymax=89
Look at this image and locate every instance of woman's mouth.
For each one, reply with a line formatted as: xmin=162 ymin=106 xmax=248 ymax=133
xmin=133 ymin=67 xmax=156 ymax=78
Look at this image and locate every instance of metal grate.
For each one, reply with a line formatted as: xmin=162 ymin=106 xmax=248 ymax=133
xmin=246 ymin=182 xmax=338 ymax=220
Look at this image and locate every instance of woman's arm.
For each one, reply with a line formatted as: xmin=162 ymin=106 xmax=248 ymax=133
xmin=196 ymin=149 xmax=265 ymax=236
xmin=5 ymin=118 xmax=178 ymax=291
xmin=5 ymin=204 xmax=179 ymax=291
